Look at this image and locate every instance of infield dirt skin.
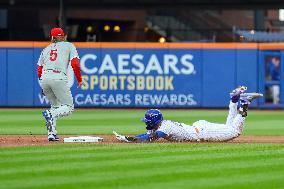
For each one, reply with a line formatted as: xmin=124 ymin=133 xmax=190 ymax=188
xmin=1 ymin=135 xmax=284 ymax=147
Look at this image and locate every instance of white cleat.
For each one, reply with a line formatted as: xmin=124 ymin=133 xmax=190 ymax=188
xmin=48 ymin=134 xmax=59 ymax=142
xmin=239 ymin=93 xmax=263 ymax=117
xmin=240 ymin=93 xmax=263 ymax=103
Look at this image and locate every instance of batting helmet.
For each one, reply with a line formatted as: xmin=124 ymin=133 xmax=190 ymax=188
xmin=50 ymin=27 xmax=65 ymax=37
xmin=141 ymin=109 xmax=163 ymax=130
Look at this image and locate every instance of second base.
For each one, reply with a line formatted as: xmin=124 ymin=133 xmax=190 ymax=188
xmin=64 ymin=136 xmax=104 ymax=143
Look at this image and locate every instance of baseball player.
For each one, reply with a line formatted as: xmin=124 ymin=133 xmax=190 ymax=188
xmin=37 ymin=27 xmax=82 ymax=141
xmin=114 ymin=86 xmax=263 ymax=142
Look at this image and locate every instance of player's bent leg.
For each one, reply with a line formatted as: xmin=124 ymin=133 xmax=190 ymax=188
xmin=226 ymin=86 xmax=247 ymax=126
xmin=230 ymin=92 xmax=263 ymax=134
xmin=231 ymin=95 xmax=252 ymax=134
xmin=50 ymin=79 xmax=74 ymax=119
xmin=231 ymin=114 xmax=246 ymax=134
xmin=197 ymin=123 xmax=239 ymax=142
xmin=50 ymin=104 xmax=74 ymax=119
xmin=192 ymin=120 xmax=239 ymax=142
xmin=197 ymin=89 xmax=263 ymax=142
xmin=225 ymin=101 xmax=238 ymax=126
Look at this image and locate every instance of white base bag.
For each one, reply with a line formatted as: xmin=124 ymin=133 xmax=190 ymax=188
xmin=64 ymin=136 xmax=103 ymax=143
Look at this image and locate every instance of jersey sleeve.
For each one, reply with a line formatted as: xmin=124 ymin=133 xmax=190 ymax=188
xmin=155 ymin=131 xmax=167 ymax=138
xmin=37 ymin=51 xmax=44 ymax=66
xmin=69 ymin=43 xmax=79 ymax=60
xmin=134 ymin=133 xmax=150 ymax=141
xmin=134 ymin=130 xmax=167 ymax=142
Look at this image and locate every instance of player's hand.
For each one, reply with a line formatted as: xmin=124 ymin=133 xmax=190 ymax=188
xmin=77 ymin=81 xmax=82 ymax=88
xmin=113 ymin=131 xmax=131 ymax=142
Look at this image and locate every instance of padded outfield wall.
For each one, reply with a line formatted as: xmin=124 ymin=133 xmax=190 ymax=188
xmin=0 ymin=42 xmax=283 ymax=108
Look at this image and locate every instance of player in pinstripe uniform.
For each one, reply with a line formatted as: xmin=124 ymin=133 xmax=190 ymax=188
xmin=37 ymin=28 xmax=82 ymax=141
xmin=114 ymin=86 xmax=263 ymax=142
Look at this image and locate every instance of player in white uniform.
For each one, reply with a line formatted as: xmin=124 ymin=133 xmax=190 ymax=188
xmin=114 ymin=86 xmax=263 ymax=142
xmin=37 ymin=28 xmax=82 ymax=141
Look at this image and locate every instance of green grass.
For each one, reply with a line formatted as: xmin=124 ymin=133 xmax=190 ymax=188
xmin=0 ymin=144 xmax=284 ymax=189
xmin=0 ymin=109 xmax=284 ymax=189
xmin=0 ymin=109 xmax=283 ymax=135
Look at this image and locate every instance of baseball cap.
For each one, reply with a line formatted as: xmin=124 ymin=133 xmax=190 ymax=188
xmin=50 ymin=28 xmax=65 ymax=37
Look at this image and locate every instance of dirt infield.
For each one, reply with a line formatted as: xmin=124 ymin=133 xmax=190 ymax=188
xmin=1 ymin=135 xmax=284 ymax=147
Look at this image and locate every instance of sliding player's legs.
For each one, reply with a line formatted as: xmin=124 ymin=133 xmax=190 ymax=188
xmin=193 ymin=87 xmax=263 ymax=142
xmin=192 ymin=120 xmax=238 ymax=141
xmin=231 ymin=92 xmax=264 ymax=134
xmin=230 ymin=114 xmax=245 ymax=135
xmin=195 ymin=86 xmax=248 ymax=141
xmin=225 ymin=102 xmax=238 ymax=126
xmin=226 ymin=86 xmax=247 ymax=126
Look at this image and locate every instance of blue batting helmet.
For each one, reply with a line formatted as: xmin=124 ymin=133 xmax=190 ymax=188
xmin=141 ymin=109 xmax=163 ymax=130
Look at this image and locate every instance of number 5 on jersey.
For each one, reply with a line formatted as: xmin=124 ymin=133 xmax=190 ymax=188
xmin=50 ymin=49 xmax=58 ymax=61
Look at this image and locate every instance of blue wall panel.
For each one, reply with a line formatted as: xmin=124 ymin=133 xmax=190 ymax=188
xmin=0 ymin=49 xmax=7 ymax=105
xmin=97 ymin=48 xmax=136 ymax=107
xmin=202 ymin=49 xmax=236 ymax=107
xmin=236 ymin=49 xmax=258 ymax=107
xmin=168 ymin=48 xmax=202 ymax=107
xmin=0 ymin=45 xmax=269 ymax=108
xmin=7 ymin=49 xmax=34 ymax=106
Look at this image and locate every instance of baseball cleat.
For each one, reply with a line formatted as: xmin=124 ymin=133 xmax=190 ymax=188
xmin=42 ymin=110 xmax=54 ymax=132
xmin=48 ymin=134 xmax=59 ymax=141
xmin=230 ymin=86 xmax=247 ymax=103
xmin=240 ymin=93 xmax=263 ymax=104
xmin=239 ymin=93 xmax=263 ymax=117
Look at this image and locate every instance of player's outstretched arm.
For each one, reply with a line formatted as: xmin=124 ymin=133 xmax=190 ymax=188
xmin=113 ymin=131 xmax=131 ymax=142
xmin=132 ymin=131 xmax=168 ymax=142
xmin=148 ymin=131 xmax=167 ymax=142
xmin=113 ymin=131 xmax=167 ymax=142
xmin=113 ymin=131 xmax=147 ymax=142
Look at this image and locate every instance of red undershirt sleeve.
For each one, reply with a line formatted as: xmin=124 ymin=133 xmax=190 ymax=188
xmin=37 ymin=65 xmax=43 ymax=79
xmin=70 ymin=57 xmax=82 ymax=83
